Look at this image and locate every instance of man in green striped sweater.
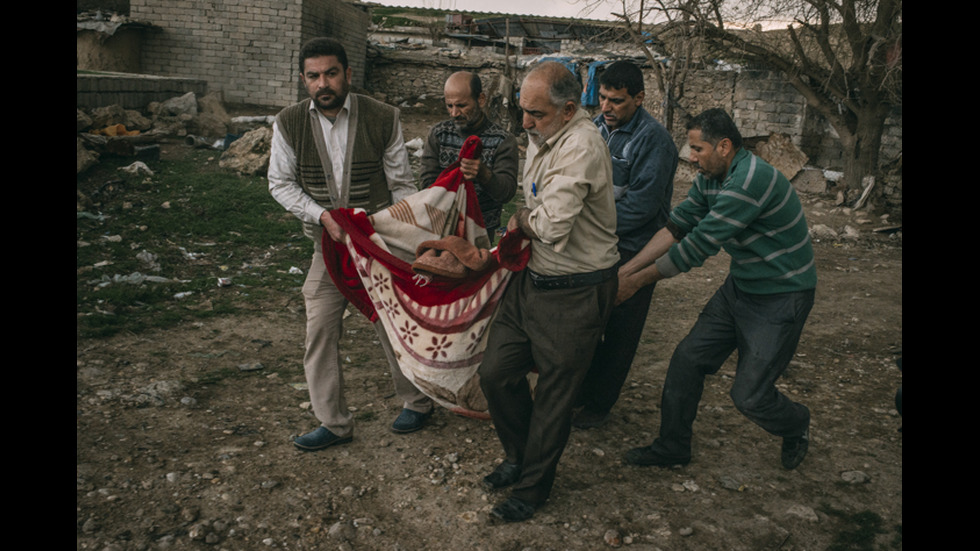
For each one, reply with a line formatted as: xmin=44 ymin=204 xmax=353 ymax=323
xmin=617 ymin=108 xmax=816 ymax=470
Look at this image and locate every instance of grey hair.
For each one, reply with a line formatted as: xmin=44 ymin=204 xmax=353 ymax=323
xmin=527 ymin=61 xmax=581 ymax=108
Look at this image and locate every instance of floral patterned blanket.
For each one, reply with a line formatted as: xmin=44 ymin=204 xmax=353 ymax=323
xmin=322 ymin=136 xmax=530 ymax=418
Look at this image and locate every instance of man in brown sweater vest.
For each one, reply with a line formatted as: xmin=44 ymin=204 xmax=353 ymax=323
xmin=269 ymin=38 xmax=433 ymax=452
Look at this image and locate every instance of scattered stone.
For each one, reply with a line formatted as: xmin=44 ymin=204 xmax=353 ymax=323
xmin=78 ymin=109 xmax=94 ymax=132
xmin=328 ymin=520 xmax=356 ymax=541
xmin=603 ymin=528 xmax=622 ymax=547
xmin=785 ymin=504 xmax=819 ymax=522
xmin=118 ymin=161 xmax=154 ymax=176
xmin=841 ymin=470 xmax=871 ymax=484
xmin=756 ymin=133 xmax=808 ymax=181
xmin=136 ymin=249 xmax=161 ymax=272
xmin=810 ymin=224 xmax=838 ymax=240
xmin=219 ymin=126 xmax=273 ymax=175
xmin=157 ymin=91 xmax=199 ymax=117
xmin=77 ymin=137 xmax=99 ymax=174
xmin=718 ymin=476 xmax=745 ymax=491
xmin=841 ymin=225 xmax=862 ymax=240
xmin=679 ymin=526 xmax=694 ymax=536
xmin=238 ymin=362 xmax=264 ymax=372
xmin=793 ymin=167 xmax=829 ymax=194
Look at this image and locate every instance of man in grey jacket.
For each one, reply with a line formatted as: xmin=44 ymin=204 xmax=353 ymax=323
xmin=573 ymin=60 xmax=678 ymax=429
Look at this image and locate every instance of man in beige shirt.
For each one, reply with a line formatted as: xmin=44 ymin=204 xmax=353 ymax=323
xmin=478 ymin=61 xmax=620 ymax=523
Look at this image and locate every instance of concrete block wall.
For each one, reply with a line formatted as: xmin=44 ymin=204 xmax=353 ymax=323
xmin=129 ymin=0 xmax=368 ymax=109
xmin=731 ymin=70 xmax=806 ymax=142
xmin=300 ymin=0 xmax=370 ymax=91
xmin=77 ymin=73 xmax=208 ymax=110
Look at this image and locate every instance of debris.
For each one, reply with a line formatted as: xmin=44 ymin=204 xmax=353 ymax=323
xmin=219 ymin=126 xmax=272 ymax=175
xmin=809 ymin=224 xmax=838 ymax=240
xmin=118 ymin=161 xmax=154 ymax=176
xmin=792 ymin=168 xmax=829 ymax=194
xmin=755 ymin=133 xmax=808 ymax=181
xmin=841 ymin=470 xmax=871 ymax=484
xmin=90 ymin=123 xmax=140 ymax=137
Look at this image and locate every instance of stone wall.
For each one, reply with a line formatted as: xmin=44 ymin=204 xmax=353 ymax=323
xmin=129 ymin=0 xmax=368 ymax=108
xmin=367 ymin=55 xmax=902 ymax=175
xmin=363 ymin=51 xmax=510 ymax=105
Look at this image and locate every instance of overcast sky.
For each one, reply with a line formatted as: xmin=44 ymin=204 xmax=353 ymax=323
xmin=371 ymin=0 xmax=620 ymax=21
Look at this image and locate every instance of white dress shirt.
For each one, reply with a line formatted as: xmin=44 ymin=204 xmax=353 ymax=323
xmin=268 ymin=94 xmax=417 ymax=226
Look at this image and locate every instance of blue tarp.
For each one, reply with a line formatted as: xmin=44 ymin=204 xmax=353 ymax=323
xmin=581 ymin=60 xmax=611 ymax=107
xmin=539 ymin=56 xmax=577 ymax=77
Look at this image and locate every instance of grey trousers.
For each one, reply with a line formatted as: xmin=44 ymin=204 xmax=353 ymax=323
xmin=650 ymin=275 xmax=814 ymax=459
xmin=479 ymin=269 xmax=617 ymax=505
xmin=302 ymin=240 xmax=432 ymax=437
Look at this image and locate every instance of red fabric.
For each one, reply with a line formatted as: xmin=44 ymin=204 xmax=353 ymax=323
xmin=318 ymin=135 xmax=530 ymax=418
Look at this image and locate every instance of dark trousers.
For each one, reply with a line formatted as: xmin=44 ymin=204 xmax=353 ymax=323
xmin=651 ymin=275 xmax=814 ymax=459
xmin=479 ymin=269 xmax=617 ymax=505
xmin=579 ymin=249 xmax=656 ymax=415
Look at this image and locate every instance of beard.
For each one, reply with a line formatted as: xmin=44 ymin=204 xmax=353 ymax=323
xmin=526 ymin=116 xmax=564 ymax=148
xmin=312 ymin=83 xmax=349 ymax=113
xmin=527 ymin=129 xmax=546 ymax=148
xmin=452 ymin=110 xmax=483 ymax=133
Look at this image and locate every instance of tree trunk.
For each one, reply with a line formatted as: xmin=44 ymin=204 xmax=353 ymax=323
xmin=839 ymin=104 xmax=888 ymax=193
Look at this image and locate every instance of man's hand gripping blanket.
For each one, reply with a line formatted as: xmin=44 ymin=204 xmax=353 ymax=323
xmin=321 ymin=136 xmax=531 ymax=419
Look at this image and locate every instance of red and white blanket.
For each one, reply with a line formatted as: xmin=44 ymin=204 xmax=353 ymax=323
xmin=322 ymin=136 xmax=530 ymax=419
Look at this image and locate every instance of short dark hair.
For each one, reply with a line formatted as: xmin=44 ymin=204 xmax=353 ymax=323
xmin=465 ymin=72 xmax=482 ymax=100
xmin=299 ymin=37 xmax=348 ymax=74
xmin=599 ymin=61 xmax=644 ymax=96
xmin=687 ymin=108 xmax=743 ymax=149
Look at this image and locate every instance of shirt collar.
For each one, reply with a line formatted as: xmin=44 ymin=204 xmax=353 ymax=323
xmin=307 ymin=94 xmax=352 ymax=119
xmin=595 ymin=106 xmax=646 ymax=137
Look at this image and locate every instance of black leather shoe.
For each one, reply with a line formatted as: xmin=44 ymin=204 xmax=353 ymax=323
xmin=391 ymin=408 xmax=432 ymax=434
xmin=482 ymin=461 xmax=522 ymax=491
xmin=293 ymin=427 xmax=353 ymax=452
xmin=490 ymin=497 xmax=536 ymax=523
xmin=623 ymin=445 xmax=690 ymax=467
xmin=781 ymin=428 xmax=809 ymax=469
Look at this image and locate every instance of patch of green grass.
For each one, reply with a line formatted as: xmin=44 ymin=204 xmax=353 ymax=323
xmin=78 ymin=149 xmax=310 ymax=339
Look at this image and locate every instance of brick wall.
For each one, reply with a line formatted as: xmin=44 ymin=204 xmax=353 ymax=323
xmin=129 ymin=0 xmax=368 ymax=108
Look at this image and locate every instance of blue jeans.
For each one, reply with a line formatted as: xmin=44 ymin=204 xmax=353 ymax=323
xmin=650 ymin=275 xmax=814 ymax=459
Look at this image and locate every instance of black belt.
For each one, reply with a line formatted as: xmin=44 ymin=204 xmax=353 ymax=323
xmin=528 ymin=266 xmax=616 ymax=290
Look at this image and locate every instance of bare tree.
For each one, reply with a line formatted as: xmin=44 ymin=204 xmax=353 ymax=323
xmin=583 ymin=0 xmax=902 ymax=191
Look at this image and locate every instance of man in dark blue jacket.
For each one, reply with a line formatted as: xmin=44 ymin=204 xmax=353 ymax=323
xmin=574 ymin=60 xmax=678 ymax=429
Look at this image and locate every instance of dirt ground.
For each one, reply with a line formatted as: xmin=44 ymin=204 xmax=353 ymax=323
xmin=76 ymin=108 xmax=902 ymax=551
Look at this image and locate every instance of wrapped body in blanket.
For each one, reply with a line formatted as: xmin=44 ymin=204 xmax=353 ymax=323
xmin=322 ymin=135 xmax=531 ymax=419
